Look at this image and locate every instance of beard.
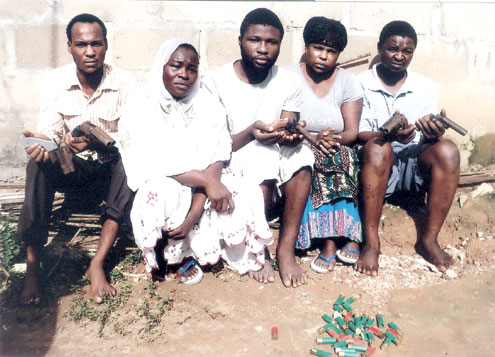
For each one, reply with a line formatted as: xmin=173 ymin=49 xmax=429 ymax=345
xmin=240 ymin=45 xmax=278 ymax=79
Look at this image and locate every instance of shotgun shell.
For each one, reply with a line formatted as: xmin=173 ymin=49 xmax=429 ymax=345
xmin=344 ymin=296 xmax=354 ymax=305
xmin=316 ymin=337 xmax=338 ymax=344
xmin=343 ymin=304 xmax=353 ymax=312
xmin=368 ymin=326 xmax=384 ymax=338
xmin=367 ymin=346 xmax=377 ymax=355
xmin=335 ymin=295 xmax=345 ymax=305
xmin=365 ymin=318 xmax=374 ymax=329
xmin=327 ymin=328 xmax=340 ymax=338
xmin=335 ymin=347 xmax=357 ymax=353
xmin=351 ymin=344 xmax=368 ymax=352
xmin=333 ymin=304 xmax=343 ymax=312
xmin=385 ymin=330 xmax=397 ymax=342
xmin=317 ymin=323 xmax=331 ymax=335
xmin=348 ymin=321 xmax=356 ymax=331
xmin=355 ymin=318 xmax=362 ymax=329
xmin=333 ymin=340 xmax=348 ymax=348
xmin=380 ymin=335 xmax=394 ymax=350
xmin=376 ymin=315 xmax=384 ymax=328
xmin=360 ymin=332 xmax=368 ymax=341
xmin=271 ymin=326 xmax=278 ymax=340
xmin=336 ymin=316 xmax=346 ymax=328
xmin=360 ymin=315 xmax=368 ymax=327
xmin=330 ymin=323 xmax=343 ymax=335
xmin=367 ymin=331 xmax=374 ymax=341
xmin=388 ymin=322 xmax=400 ymax=332
xmin=310 ymin=348 xmax=332 ymax=357
xmin=337 ymin=352 xmax=359 ymax=357
xmin=387 ymin=328 xmax=399 ymax=337
xmin=339 ymin=334 xmax=352 ymax=341
xmin=344 ymin=311 xmax=353 ymax=321
xmin=352 ymin=338 xmax=368 ymax=346
xmin=345 ymin=329 xmax=355 ymax=337
xmin=322 ymin=314 xmax=333 ymax=323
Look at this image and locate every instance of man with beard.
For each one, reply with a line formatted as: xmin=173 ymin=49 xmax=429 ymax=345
xmin=202 ymin=8 xmax=314 ymax=288
xmin=356 ymin=20 xmax=460 ymax=277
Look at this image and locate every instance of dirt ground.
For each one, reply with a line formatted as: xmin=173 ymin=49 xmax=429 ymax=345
xmin=1 ymin=184 xmax=495 ymax=356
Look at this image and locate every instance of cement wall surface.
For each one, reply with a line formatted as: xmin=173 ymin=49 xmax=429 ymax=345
xmin=1 ymin=0 xmax=494 ymax=179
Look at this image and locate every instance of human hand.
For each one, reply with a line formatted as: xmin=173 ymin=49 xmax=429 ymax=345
xmin=391 ymin=120 xmax=416 ymax=144
xmin=278 ymin=119 xmax=305 ymax=146
xmin=316 ymin=128 xmax=341 ymax=155
xmin=252 ymin=120 xmax=283 ymax=146
xmin=415 ymin=108 xmax=447 ymax=140
xmin=22 ymin=130 xmax=51 ymax=162
xmin=167 ymin=219 xmax=195 ymax=240
xmin=64 ymin=132 xmax=89 ymax=153
xmin=205 ymin=177 xmax=235 ymax=214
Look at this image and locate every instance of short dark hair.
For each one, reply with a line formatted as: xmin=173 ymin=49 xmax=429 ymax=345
xmin=240 ymin=8 xmax=284 ymax=40
xmin=178 ymin=43 xmax=199 ymax=57
xmin=378 ymin=20 xmax=417 ymax=49
xmin=66 ymin=13 xmax=107 ymax=43
xmin=303 ymin=16 xmax=347 ymax=52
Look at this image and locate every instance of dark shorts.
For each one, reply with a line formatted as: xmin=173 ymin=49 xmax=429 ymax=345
xmin=386 ymin=142 xmax=425 ymax=197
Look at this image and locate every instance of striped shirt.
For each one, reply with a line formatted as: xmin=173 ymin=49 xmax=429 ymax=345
xmin=358 ymin=63 xmax=437 ymax=144
xmin=39 ymin=63 xmax=136 ymax=147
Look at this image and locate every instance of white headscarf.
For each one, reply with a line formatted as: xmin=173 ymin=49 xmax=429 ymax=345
xmin=119 ymin=39 xmax=232 ymax=191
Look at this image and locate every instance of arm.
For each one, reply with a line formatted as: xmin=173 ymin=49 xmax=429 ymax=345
xmin=167 ymin=189 xmax=207 ymax=240
xmin=338 ymin=98 xmax=362 ymax=145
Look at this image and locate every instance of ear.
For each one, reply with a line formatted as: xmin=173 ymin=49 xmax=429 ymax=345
xmin=67 ymin=41 xmax=72 ymax=55
xmin=238 ymin=36 xmax=242 ymax=46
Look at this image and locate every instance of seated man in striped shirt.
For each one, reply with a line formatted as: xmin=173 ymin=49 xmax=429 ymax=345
xmin=17 ymin=13 xmax=136 ymax=304
xmin=356 ymin=21 xmax=460 ymax=276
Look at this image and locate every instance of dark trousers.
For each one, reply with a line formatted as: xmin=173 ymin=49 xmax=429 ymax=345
xmin=15 ymin=154 xmax=134 ymax=247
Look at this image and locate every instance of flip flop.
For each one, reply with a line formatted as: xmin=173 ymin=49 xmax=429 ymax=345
xmin=179 ymin=259 xmax=204 ymax=286
xmin=336 ymin=244 xmax=360 ymax=264
xmin=310 ymin=253 xmax=336 ymax=274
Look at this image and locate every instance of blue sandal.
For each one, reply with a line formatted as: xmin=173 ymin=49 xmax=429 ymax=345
xmin=178 ymin=259 xmax=204 ymax=286
xmin=336 ymin=244 xmax=360 ymax=264
xmin=311 ymin=253 xmax=337 ymax=273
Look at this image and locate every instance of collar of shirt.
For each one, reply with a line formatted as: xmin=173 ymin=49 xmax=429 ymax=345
xmin=62 ymin=63 xmax=120 ymax=98
xmin=368 ymin=63 xmax=422 ymax=98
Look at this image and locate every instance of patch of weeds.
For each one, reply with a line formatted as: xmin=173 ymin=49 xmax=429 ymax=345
xmin=0 ymin=212 xmax=23 ymax=270
xmin=136 ymin=289 xmax=173 ymax=342
xmin=67 ymin=282 xmax=133 ymax=337
xmin=108 ymin=268 xmax=126 ymax=285
xmin=203 ymin=305 xmax=225 ymax=319
xmin=119 ymin=250 xmax=142 ymax=269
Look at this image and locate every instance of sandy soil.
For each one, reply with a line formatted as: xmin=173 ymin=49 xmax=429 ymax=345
xmin=1 ymin=185 xmax=494 ymax=356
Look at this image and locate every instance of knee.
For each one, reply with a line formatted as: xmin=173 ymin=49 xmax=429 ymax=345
xmin=431 ymin=139 xmax=460 ymax=169
xmin=361 ymin=139 xmax=394 ymax=171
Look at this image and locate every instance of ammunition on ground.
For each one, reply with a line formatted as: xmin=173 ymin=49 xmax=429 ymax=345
xmin=335 ymin=295 xmax=345 ymax=305
xmin=384 ymin=330 xmax=397 ymax=342
xmin=343 ymin=304 xmax=353 ymax=312
xmin=355 ymin=318 xmax=362 ymax=329
xmin=352 ymin=338 xmax=368 ymax=346
xmin=344 ymin=312 xmax=353 ymax=321
xmin=360 ymin=332 xmax=368 ymax=341
xmin=339 ymin=334 xmax=352 ymax=340
xmin=343 ymin=297 xmax=354 ymax=305
xmin=367 ymin=332 xmax=374 ymax=341
xmin=271 ymin=326 xmax=278 ymax=340
xmin=337 ymin=351 xmax=359 ymax=357
xmin=327 ymin=328 xmax=340 ymax=338
xmin=322 ymin=314 xmax=333 ymax=323
xmin=367 ymin=346 xmax=376 ymax=355
xmin=336 ymin=316 xmax=346 ymax=328
xmin=376 ymin=315 xmax=384 ymax=328
xmin=360 ymin=315 xmax=368 ymax=327
xmin=380 ymin=335 xmax=394 ymax=350
xmin=318 ymin=323 xmax=332 ymax=334
xmin=333 ymin=304 xmax=344 ymax=312
xmin=310 ymin=348 xmax=332 ymax=357
xmin=431 ymin=114 xmax=468 ymax=136
xmin=316 ymin=337 xmax=338 ymax=345
xmin=345 ymin=329 xmax=355 ymax=337
xmin=387 ymin=322 xmax=400 ymax=332
xmin=351 ymin=344 xmax=368 ymax=352
xmin=348 ymin=322 xmax=356 ymax=332
xmin=335 ymin=347 xmax=357 ymax=353
xmin=368 ymin=326 xmax=383 ymax=338
xmin=365 ymin=318 xmax=374 ymax=329
xmin=333 ymin=340 xmax=348 ymax=348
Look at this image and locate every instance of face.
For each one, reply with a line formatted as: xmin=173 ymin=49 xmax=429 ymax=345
xmin=304 ymin=43 xmax=340 ymax=74
xmin=67 ymin=22 xmax=107 ymax=75
xmin=239 ymin=24 xmax=282 ymax=71
xmin=378 ymin=35 xmax=415 ymax=73
xmin=162 ymin=46 xmax=199 ymax=99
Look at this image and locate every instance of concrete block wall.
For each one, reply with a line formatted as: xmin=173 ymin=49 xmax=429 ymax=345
xmin=1 ymin=0 xmax=494 ymax=179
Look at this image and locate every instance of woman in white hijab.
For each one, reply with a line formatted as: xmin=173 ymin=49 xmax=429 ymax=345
xmin=118 ymin=39 xmax=273 ymax=285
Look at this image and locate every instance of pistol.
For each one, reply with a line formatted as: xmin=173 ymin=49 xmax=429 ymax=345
xmin=379 ymin=112 xmax=408 ymax=136
xmin=269 ymin=118 xmax=319 ymax=147
xmin=430 ymin=114 xmax=468 ymax=136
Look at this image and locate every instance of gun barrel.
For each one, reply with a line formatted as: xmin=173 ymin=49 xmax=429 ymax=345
xmin=434 ymin=115 xmax=468 ymax=136
xmin=295 ymin=124 xmax=319 ymax=147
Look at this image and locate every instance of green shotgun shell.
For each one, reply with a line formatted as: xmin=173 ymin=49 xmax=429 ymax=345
xmin=316 ymin=337 xmax=338 ymax=344
xmin=335 ymin=347 xmax=358 ymax=353
xmin=310 ymin=348 xmax=332 ymax=357
xmin=345 ymin=328 xmax=355 ymax=337
xmin=343 ymin=296 xmax=354 ymax=305
xmin=333 ymin=340 xmax=348 ymax=348
xmin=361 ymin=315 xmax=368 ymax=327
xmin=335 ymin=295 xmax=345 ymax=305
xmin=318 ymin=323 xmax=333 ymax=334
xmin=351 ymin=344 xmax=368 ymax=352
xmin=385 ymin=330 xmax=397 ymax=342
xmin=336 ymin=316 xmax=346 ymax=328
xmin=360 ymin=332 xmax=368 ymax=341
xmin=348 ymin=321 xmax=356 ymax=332
xmin=388 ymin=322 xmax=400 ymax=331
xmin=343 ymin=304 xmax=353 ymax=312
xmin=376 ymin=314 xmax=384 ymax=328
xmin=337 ymin=352 xmax=359 ymax=357
xmin=367 ymin=331 xmax=374 ymax=341
xmin=365 ymin=318 xmax=374 ymax=329
xmin=322 ymin=314 xmax=333 ymax=323
xmin=333 ymin=304 xmax=343 ymax=312
xmin=355 ymin=318 xmax=362 ymax=329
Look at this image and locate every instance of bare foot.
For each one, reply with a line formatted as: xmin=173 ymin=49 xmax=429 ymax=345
xmin=249 ymin=259 xmax=275 ymax=283
xmin=313 ymin=240 xmax=337 ymax=271
xmin=277 ymin=250 xmax=307 ymax=288
xmin=353 ymin=244 xmax=380 ymax=277
xmin=21 ymin=263 xmax=41 ymax=305
xmin=337 ymin=241 xmax=360 ymax=262
xmin=416 ymin=239 xmax=454 ymax=272
xmin=85 ymin=263 xmax=116 ymax=303
xmin=176 ymin=259 xmax=201 ymax=284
